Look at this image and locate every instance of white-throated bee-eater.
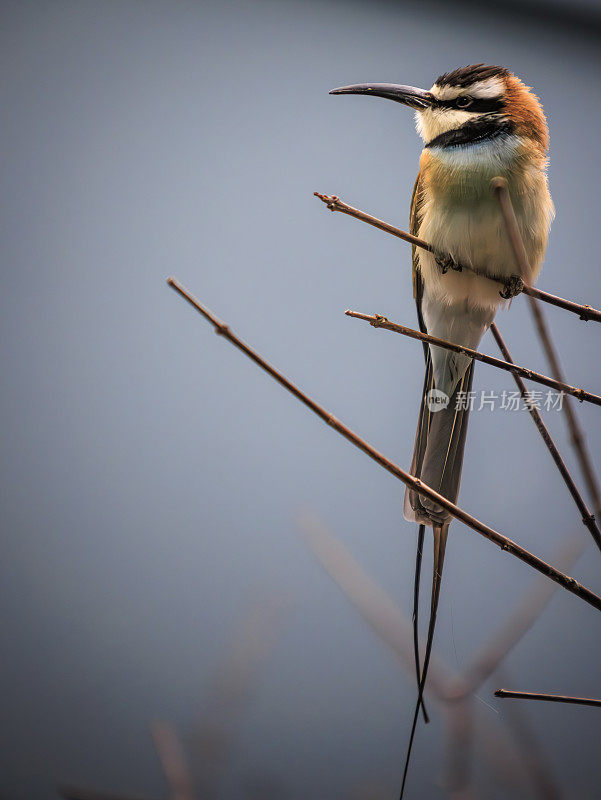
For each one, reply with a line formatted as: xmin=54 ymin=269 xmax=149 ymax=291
xmin=330 ymin=63 xmax=554 ymax=797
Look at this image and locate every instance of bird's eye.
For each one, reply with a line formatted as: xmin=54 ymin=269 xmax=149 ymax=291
xmin=456 ymin=96 xmax=473 ymax=108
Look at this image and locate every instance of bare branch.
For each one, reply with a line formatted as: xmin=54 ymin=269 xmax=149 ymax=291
xmin=314 ymin=192 xmax=433 ymax=254
xmin=167 ymin=277 xmax=601 ymax=613
xmin=150 ymin=722 xmax=195 ymax=800
xmin=493 ymin=176 xmax=601 ymax=555
xmin=345 ymin=309 xmax=601 ymax=407
xmin=495 ymin=689 xmax=601 ymax=707
xmin=489 ymin=324 xmax=601 ymax=553
xmin=315 ymin=191 xmax=601 ymax=323
xmin=349 ymin=307 xmax=601 ymax=549
xmin=494 ymin=669 xmax=561 ymax=800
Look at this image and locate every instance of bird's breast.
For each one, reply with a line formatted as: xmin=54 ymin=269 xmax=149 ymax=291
xmin=416 ymin=138 xmax=553 ymax=311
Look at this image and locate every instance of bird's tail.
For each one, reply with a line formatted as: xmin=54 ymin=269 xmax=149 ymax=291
xmin=400 ymin=353 xmax=475 ymax=796
xmin=400 ymin=521 xmax=449 ymax=799
xmin=412 ymin=525 xmax=429 ymax=724
xmin=403 ymin=353 xmax=475 ymax=526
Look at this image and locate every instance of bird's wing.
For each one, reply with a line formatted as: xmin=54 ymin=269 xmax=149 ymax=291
xmin=410 ymin=171 xmax=429 ymax=371
xmin=410 ymin=170 xmax=424 ymax=308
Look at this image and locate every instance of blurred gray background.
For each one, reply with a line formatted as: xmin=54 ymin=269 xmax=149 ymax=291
xmin=2 ymin=1 xmax=601 ymax=798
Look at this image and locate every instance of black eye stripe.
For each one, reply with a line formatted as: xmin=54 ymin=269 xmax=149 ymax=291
xmin=434 ymin=97 xmax=505 ymax=113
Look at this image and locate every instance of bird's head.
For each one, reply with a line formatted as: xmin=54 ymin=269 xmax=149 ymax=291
xmin=330 ymin=64 xmax=548 ymax=153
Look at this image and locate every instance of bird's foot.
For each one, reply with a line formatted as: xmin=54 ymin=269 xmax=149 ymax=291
xmin=499 ymin=274 xmax=524 ymax=299
xmin=435 ymin=253 xmax=462 ymax=274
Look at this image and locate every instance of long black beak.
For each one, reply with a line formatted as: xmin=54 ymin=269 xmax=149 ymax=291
xmin=329 ymin=83 xmax=433 ymax=110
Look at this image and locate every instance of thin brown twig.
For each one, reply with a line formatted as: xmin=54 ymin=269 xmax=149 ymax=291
xmin=315 ymin=191 xmax=601 ymax=323
xmin=349 ymin=306 xmax=601 ymax=551
xmin=492 ymin=177 xmax=601 ymax=549
xmin=167 ymin=277 xmax=601 ymax=612
xmin=495 ymin=689 xmax=601 ymax=707
xmin=493 ymin=670 xmax=561 ymax=800
xmin=315 ymin=191 xmax=435 ymax=256
xmin=320 ymin=185 xmax=601 ymax=528
xmin=345 ymin=309 xmax=601 ymax=407
xmin=490 ymin=323 xmax=601 ymax=552
xmin=345 ymin=312 xmax=601 ymax=549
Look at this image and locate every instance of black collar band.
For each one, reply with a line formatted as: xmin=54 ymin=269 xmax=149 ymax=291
xmin=426 ymin=118 xmax=514 ymax=149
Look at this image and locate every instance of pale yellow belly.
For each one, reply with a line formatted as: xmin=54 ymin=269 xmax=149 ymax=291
xmin=417 ymin=148 xmax=553 ymax=311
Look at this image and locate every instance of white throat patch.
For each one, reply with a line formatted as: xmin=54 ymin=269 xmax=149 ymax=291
xmin=415 ymin=77 xmax=505 ymax=143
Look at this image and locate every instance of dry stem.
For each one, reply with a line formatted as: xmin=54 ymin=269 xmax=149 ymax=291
xmin=489 ymin=323 xmax=601 ymax=552
xmin=167 ymin=278 xmax=601 ymax=613
xmin=492 ymin=177 xmax=601 ymax=552
xmin=315 ymin=191 xmax=601 ymax=323
xmin=345 ymin=310 xmax=601 ymax=407
xmin=495 ymin=689 xmax=601 ymax=707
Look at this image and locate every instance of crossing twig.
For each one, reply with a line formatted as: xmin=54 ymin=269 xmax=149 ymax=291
xmin=489 ymin=323 xmax=601 ymax=553
xmin=344 ymin=310 xmax=601 ymax=407
xmin=346 ymin=308 xmax=601 ymax=550
xmin=167 ymin=277 xmax=601 ymax=613
xmin=492 ymin=176 xmax=601 ymax=548
xmin=315 ymin=191 xmax=601 ymax=323
xmin=495 ymin=689 xmax=601 ymax=708
xmin=493 ymin=670 xmax=561 ymax=800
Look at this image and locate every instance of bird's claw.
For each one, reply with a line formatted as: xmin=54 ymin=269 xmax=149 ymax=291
xmin=500 ymin=275 xmax=524 ymax=299
xmin=435 ymin=253 xmax=462 ymax=274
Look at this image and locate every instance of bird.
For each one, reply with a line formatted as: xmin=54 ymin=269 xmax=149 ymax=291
xmin=329 ymin=64 xmax=554 ymax=796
